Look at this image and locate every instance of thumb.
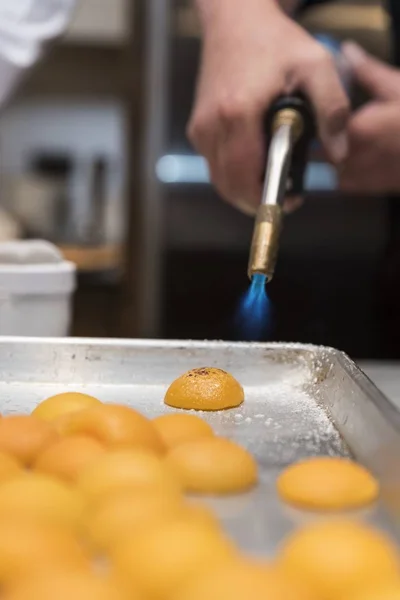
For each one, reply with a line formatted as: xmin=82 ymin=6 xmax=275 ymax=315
xmin=342 ymin=41 xmax=400 ymax=101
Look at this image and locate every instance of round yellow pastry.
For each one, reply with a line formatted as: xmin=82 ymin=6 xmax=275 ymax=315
xmin=32 ymin=392 xmax=101 ymax=422
xmin=0 ymin=416 xmax=58 ymax=467
xmin=344 ymin=581 xmax=400 ymax=600
xmin=0 ymin=451 xmax=23 ymax=483
xmin=77 ymin=449 xmax=181 ymax=502
xmin=34 ymin=435 xmax=106 ymax=483
xmin=175 ymin=558 xmax=316 ymax=600
xmin=83 ymin=487 xmax=185 ymax=552
xmin=56 ymin=404 xmax=165 ymax=455
xmin=277 ymin=457 xmax=379 ymax=511
xmin=278 ymin=519 xmax=400 ymax=599
xmin=112 ymin=513 xmax=237 ymax=598
xmin=0 ymin=518 xmax=90 ymax=587
xmin=0 ymin=473 xmax=85 ymax=532
xmin=153 ymin=413 xmax=214 ymax=449
xmin=164 ymin=367 xmax=244 ymax=411
xmin=165 ymin=437 xmax=258 ymax=494
xmin=6 ymin=569 xmax=127 ymax=600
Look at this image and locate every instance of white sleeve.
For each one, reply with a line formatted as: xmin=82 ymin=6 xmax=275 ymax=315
xmin=0 ymin=0 xmax=76 ymax=106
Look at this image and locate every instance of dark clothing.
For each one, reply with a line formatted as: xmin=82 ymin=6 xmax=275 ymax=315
xmin=302 ymin=1 xmax=399 ymax=65
xmin=389 ymin=0 xmax=400 ymax=64
xmin=301 ymin=1 xmax=400 ymax=358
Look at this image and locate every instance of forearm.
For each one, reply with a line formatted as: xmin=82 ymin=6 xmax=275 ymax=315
xmin=195 ymin=0 xmax=302 ymax=23
xmin=194 ymin=0 xmax=281 ymax=34
xmin=280 ymin=0 xmax=302 ymax=14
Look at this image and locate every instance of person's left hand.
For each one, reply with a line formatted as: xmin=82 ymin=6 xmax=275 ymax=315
xmin=340 ymin=43 xmax=400 ymax=193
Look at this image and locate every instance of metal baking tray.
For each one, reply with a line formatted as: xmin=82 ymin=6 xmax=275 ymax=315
xmin=0 ymin=337 xmax=400 ymax=555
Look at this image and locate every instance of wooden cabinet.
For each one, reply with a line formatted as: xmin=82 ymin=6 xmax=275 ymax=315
xmin=65 ymin=0 xmax=129 ymax=45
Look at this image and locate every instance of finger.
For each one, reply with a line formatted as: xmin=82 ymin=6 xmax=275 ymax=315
xmin=230 ymin=199 xmax=257 ymax=217
xmin=339 ymin=165 xmax=366 ymax=192
xmin=338 ymin=105 xmax=381 ymax=192
xmin=187 ymin=107 xmax=228 ymax=209
xmin=301 ymin=50 xmax=350 ymax=165
xmin=187 ymin=107 xmax=218 ymax=166
xmin=283 ymin=195 xmax=303 ymax=214
xmin=347 ymin=101 xmax=399 ymax=147
xmin=340 ymin=168 xmax=386 ymax=194
xmin=339 ymin=144 xmax=381 ymax=193
xmin=215 ymin=105 xmax=265 ymax=211
xmin=342 ymin=42 xmax=400 ymax=101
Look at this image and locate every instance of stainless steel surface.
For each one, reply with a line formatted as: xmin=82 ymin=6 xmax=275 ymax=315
xmin=360 ymin=362 xmax=400 ymax=409
xmin=0 ymin=338 xmax=399 ymax=554
xmin=261 ymin=123 xmax=293 ymax=208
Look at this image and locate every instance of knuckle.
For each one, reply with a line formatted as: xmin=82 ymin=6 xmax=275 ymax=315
xmin=190 ymin=94 xmax=261 ymax=133
xmin=313 ymin=46 xmax=334 ymax=68
xmin=222 ymin=149 xmax=255 ymax=187
xmin=217 ymin=96 xmax=251 ymax=123
xmin=224 ymin=145 xmax=246 ymax=168
xmin=326 ymin=100 xmax=350 ymax=129
xmin=300 ymin=46 xmax=333 ymax=72
xmin=349 ymin=118 xmax=374 ymax=143
xmin=348 ymin=108 xmax=377 ymax=140
xmin=186 ymin=119 xmax=198 ymax=145
xmin=348 ymin=117 xmax=365 ymax=138
xmin=187 ymin=111 xmax=211 ymax=144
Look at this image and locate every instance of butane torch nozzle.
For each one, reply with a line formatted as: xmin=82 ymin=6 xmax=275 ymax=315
xmin=247 ymin=204 xmax=282 ymax=282
xmin=247 ymin=106 xmax=303 ymax=283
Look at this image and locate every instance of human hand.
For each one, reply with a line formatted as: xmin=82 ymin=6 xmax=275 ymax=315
xmin=340 ymin=42 xmax=400 ymax=194
xmin=188 ymin=1 xmax=349 ymax=215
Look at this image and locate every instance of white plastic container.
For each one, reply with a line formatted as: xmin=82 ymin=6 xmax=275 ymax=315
xmin=0 ymin=261 xmax=76 ymax=337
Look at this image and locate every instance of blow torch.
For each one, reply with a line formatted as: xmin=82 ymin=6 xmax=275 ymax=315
xmin=247 ymin=95 xmax=315 ymax=282
xmin=247 ymin=36 xmax=351 ymax=283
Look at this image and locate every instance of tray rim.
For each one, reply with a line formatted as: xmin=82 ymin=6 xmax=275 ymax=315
xmin=0 ymin=336 xmax=396 ymax=422
xmin=1 ymin=336 xmax=400 ymax=536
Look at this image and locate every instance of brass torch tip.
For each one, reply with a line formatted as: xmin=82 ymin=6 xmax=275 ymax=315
xmin=247 ymin=204 xmax=282 ymax=282
xmin=272 ymin=108 xmax=304 ymax=142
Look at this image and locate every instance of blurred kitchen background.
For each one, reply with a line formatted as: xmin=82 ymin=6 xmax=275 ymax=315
xmin=0 ymin=0 xmax=397 ymax=359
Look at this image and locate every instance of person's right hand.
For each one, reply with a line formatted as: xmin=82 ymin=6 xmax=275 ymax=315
xmin=188 ymin=2 xmax=349 ymax=215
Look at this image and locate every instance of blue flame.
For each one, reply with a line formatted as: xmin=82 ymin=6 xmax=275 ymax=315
xmin=235 ymin=274 xmax=273 ymax=341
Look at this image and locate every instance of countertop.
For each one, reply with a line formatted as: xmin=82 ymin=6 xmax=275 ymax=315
xmin=358 ymin=362 xmax=400 ymax=408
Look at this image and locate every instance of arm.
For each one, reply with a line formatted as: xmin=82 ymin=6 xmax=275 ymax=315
xmin=0 ymin=0 xmax=76 ymax=107
xmin=195 ymin=0 xmax=300 ymax=28
xmin=189 ymin=0 xmax=347 ymax=213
